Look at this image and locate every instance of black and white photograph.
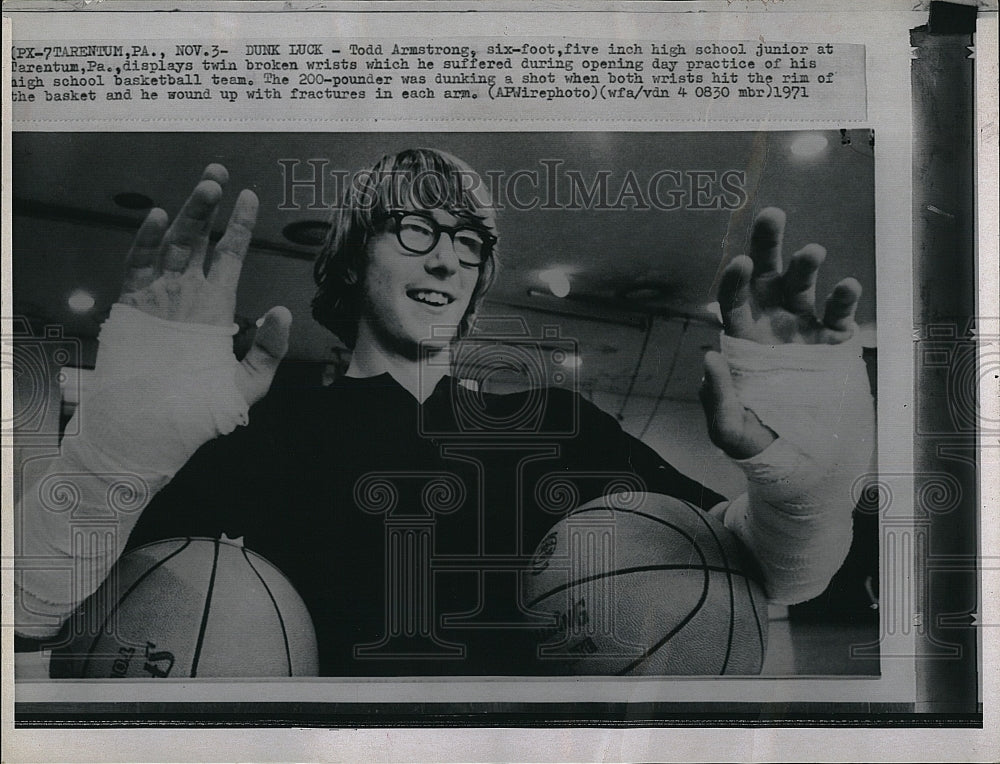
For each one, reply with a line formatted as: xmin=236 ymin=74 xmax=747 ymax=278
xmin=12 ymin=130 xmax=879 ymax=682
xmin=2 ymin=1 xmax=994 ymax=760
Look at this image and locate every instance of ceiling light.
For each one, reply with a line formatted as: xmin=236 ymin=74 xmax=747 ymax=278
xmin=553 ymin=350 xmax=582 ymax=369
xmin=539 ymin=268 xmax=571 ymax=298
xmin=68 ymin=290 xmax=95 ymax=313
xmin=790 ymin=133 xmax=829 ymax=158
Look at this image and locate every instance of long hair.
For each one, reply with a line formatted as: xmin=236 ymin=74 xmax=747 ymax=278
xmin=312 ymin=148 xmax=498 ymax=349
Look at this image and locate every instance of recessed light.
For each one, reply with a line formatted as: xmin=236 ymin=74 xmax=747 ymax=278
xmin=68 ymin=290 xmax=95 ymax=313
xmin=283 ymin=220 xmax=332 ymax=247
xmin=556 ymin=352 xmax=582 ymax=369
xmin=539 ymin=268 xmax=571 ymax=298
xmin=113 ymin=192 xmax=154 ymax=210
xmin=790 ymin=133 xmax=829 ymax=158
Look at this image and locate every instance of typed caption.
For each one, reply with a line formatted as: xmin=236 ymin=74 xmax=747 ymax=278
xmin=11 ymin=37 xmax=866 ymax=123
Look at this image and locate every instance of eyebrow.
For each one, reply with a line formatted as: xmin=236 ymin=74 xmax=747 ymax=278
xmin=396 ymin=208 xmax=493 ymax=231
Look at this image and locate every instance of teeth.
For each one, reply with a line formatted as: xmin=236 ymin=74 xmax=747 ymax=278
xmin=411 ymin=290 xmax=451 ymax=306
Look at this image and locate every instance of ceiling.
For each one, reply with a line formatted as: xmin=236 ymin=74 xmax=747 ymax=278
xmin=11 ymin=130 xmax=875 ymax=401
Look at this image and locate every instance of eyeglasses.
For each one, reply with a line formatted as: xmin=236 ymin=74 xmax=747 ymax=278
xmin=382 ymin=210 xmax=496 ymax=267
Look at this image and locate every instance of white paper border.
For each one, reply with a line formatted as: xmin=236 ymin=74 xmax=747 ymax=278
xmin=2 ymin=2 xmax=996 ymax=761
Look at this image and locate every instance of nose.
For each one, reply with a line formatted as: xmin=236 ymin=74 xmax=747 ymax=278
xmin=424 ymin=232 xmax=461 ymax=275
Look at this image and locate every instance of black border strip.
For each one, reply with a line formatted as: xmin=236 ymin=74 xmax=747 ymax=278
xmin=13 ymin=704 xmax=982 ymax=729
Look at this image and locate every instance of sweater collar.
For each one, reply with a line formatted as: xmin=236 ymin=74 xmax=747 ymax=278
xmin=334 ymin=371 xmax=457 ymax=402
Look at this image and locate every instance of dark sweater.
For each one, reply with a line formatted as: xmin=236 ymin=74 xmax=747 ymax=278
xmin=112 ymin=373 xmax=723 ymax=675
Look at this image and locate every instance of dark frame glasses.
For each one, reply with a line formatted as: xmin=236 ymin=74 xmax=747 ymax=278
xmin=382 ymin=210 xmax=497 ymax=267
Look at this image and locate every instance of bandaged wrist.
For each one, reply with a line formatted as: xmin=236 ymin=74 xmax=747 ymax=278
xmin=95 ymin=303 xmax=249 ymax=438
xmin=718 ymin=335 xmax=875 ymax=603
xmin=98 ymin=303 xmax=237 ymax=365
xmin=14 ymin=305 xmax=250 ymax=631
xmin=720 ymin=485 xmax=855 ymax=605
xmin=721 ymin=333 xmax=872 ymax=471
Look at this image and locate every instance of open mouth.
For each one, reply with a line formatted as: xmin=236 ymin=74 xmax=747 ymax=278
xmin=407 ymin=289 xmax=455 ymax=307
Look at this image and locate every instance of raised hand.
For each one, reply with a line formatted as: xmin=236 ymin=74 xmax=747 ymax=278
xmin=118 ymin=164 xmax=291 ymax=406
xmin=700 ymin=207 xmax=862 ymax=459
xmin=713 ymin=208 xmax=860 ymax=346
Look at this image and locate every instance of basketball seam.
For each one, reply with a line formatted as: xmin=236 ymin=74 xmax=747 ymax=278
xmin=538 ymin=506 xmax=715 ymax=675
xmin=678 ymin=498 xmax=766 ymax=670
xmin=745 ymin=571 xmax=766 ymax=660
xmin=556 ymin=503 xmax=745 ymax=676
xmin=678 ymin=499 xmax=766 ymax=671
xmin=78 ymin=538 xmax=193 ymax=678
xmin=242 ymin=547 xmax=294 ymax=677
xmin=616 ymin=547 xmax=711 ymax=676
xmin=526 ymin=563 xmax=747 ymax=611
xmin=687 ymin=504 xmax=737 ymax=675
xmin=564 ymin=505 xmax=717 ymax=541
xmin=189 ymin=538 xmax=221 ymax=678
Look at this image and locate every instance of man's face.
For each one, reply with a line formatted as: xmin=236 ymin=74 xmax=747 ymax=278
xmin=355 ymin=207 xmax=485 ymax=358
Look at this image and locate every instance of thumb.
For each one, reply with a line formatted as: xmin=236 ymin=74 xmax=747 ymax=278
xmin=700 ymin=351 xmax=776 ymax=459
xmin=700 ymin=351 xmax=740 ymax=440
xmin=236 ymin=306 xmax=292 ymax=405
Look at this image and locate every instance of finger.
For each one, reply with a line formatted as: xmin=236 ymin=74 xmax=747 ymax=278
xmin=717 ymin=255 xmax=754 ymax=335
xmin=782 ymin=243 xmax=827 ymax=314
xmin=200 ymin=163 xmax=229 ymax=186
xmin=822 ymin=277 xmax=862 ymax=332
xmin=191 ymin=164 xmax=230 ymax=274
xmin=207 ymin=189 xmax=259 ymax=292
xmin=160 ymin=178 xmax=224 ymax=274
xmin=749 ymin=207 xmax=786 ymax=277
xmin=236 ymin=306 xmax=292 ymax=406
xmin=122 ymin=207 xmax=168 ymax=293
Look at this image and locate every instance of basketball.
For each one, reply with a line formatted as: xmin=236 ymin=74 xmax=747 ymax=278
xmin=49 ymin=537 xmax=319 ymax=678
xmin=523 ymin=492 xmax=768 ymax=675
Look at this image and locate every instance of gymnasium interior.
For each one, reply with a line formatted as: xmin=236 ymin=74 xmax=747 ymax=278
xmin=11 ymin=130 xmax=879 ymax=679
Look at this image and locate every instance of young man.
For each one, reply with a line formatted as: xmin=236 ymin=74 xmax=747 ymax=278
xmin=15 ymin=148 xmax=874 ymax=675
